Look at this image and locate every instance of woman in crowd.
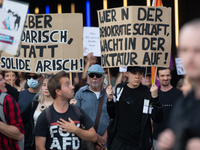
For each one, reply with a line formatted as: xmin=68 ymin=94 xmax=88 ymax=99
xmin=18 ymin=72 xmax=27 ymax=89
xmin=3 ymin=71 xmax=24 ymax=91
xmin=21 ymin=75 xmax=54 ymax=150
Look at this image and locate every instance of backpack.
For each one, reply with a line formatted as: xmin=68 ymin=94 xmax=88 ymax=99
xmin=0 ymin=92 xmax=24 ymax=150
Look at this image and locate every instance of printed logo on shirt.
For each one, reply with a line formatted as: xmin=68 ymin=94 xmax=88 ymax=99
xmin=49 ymin=121 xmax=81 ymax=150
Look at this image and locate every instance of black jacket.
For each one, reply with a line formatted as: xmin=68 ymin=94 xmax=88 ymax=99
xmin=107 ymin=83 xmax=163 ymax=150
xmin=21 ymin=100 xmax=39 ymax=148
xmin=6 ymin=83 xmax=19 ymax=102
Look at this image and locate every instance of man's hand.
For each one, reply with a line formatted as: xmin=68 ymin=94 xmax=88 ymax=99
xmin=106 ymin=85 xmax=113 ymax=101
xmin=96 ymin=134 xmax=106 ymax=148
xmin=150 ymin=84 xmax=158 ymax=98
xmin=157 ymin=129 xmax=175 ymax=150
xmin=57 ymin=118 xmax=77 ymax=133
xmin=96 ymin=143 xmax=105 ymax=150
xmin=70 ymin=98 xmax=77 ymax=105
xmin=186 ymin=138 xmax=200 ymax=150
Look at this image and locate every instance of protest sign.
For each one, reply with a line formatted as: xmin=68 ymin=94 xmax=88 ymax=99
xmin=175 ymin=57 xmax=186 ymax=75
xmin=0 ymin=13 xmax=84 ymax=73
xmin=119 ymin=66 xmax=127 ymax=72
xmin=97 ymin=6 xmax=171 ymax=68
xmin=83 ymin=27 xmax=101 ymax=57
xmin=0 ymin=0 xmax=29 ymax=55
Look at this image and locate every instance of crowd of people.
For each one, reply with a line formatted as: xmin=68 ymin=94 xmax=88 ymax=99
xmin=0 ymin=18 xmax=200 ymax=150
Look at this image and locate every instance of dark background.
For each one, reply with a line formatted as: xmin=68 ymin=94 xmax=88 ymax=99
xmin=20 ymin=0 xmax=200 ymax=86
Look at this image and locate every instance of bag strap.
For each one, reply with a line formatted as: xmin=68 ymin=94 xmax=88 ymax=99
xmin=45 ymin=106 xmax=51 ymax=125
xmin=71 ymin=105 xmax=83 ymax=123
xmin=94 ymin=89 xmax=106 ymax=131
xmin=0 ymin=93 xmax=8 ymax=124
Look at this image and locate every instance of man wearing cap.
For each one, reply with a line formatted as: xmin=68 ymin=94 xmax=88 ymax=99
xmin=18 ymin=73 xmax=43 ymax=112
xmin=106 ymin=66 xmax=163 ymax=150
xmin=152 ymin=67 xmax=183 ymax=150
xmin=75 ymin=64 xmax=110 ymax=150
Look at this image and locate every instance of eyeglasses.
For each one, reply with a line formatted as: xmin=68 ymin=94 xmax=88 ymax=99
xmin=88 ymin=73 xmax=102 ymax=78
xmin=27 ymin=75 xmax=41 ymax=79
xmin=44 ymin=74 xmax=53 ymax=78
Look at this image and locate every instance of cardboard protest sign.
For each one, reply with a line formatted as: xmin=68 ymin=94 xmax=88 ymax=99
xmin=97 ymin=6 xmax=171 ymax=68
xmin=175 ymin=57 xmax=186 ymax=75
xmin=0 ymin=0 xmax=29 ymax=55
xmin=0 ymin=13 xmax=84 ymax=73
xmin=83 ymin=27 xmax=101 ymax=57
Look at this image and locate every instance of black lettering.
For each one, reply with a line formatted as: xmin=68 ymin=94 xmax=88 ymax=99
xmin=29 ymin=46 xmax=36 ymax=58
xmin=147 ymin=8 xmax=155 ymax=21
xmin=44 ymin=60 xmax=52 ymax=72
xmin=111 ymin=9 xmax=117 ymax=21
xmin=25 ymin=59 xmax=31 ymax=71
xmin=19 ymin=59 xmax=25 ymax=70
xmin=60 ymin=30 xmax=68 ymax=43
xmin=31 ymin=30 xmax=37 ymax=43
xmin=48 ymin=45 xmax=58 ymax=58
xmin=0 ymin=57 xmax=5 ymax=68
xmin=21 ymin=45 xmax=29 ymax=57
xmin=50 ymin=30 xmax=59 ymax=43
xmin=106 ymin=10 xmax=111 ymax=22
xmin=44 ymin=15 xmax=52 ymax=28
xmin=157 ymin=38 xmax=165 ymax=51
xmin=29 ymin=15 xmax=35 ymax=28
xmin=11 ymin=58 xmax=16 ymax=69
xmin=121 ymin=8 xmax=129 ymax=20
xmin=35 ymin=15 xmax=43 ymax=28
xmin=155 ymin=8 xmax=162 ymax=22
xmin=151 ymin=38 xmax=157 ymax=50
xmin=124 ymin=52 xmax=129 ymax=65
xmin=116 ymin=53 xmax=122 ymax=66
xmin=42 ymin=30 xmax=49 ymax=43
xmin=63 ymin=59 xmax=70 ymax=71
xmin=138 ymin=8 xmax=146 ymax=21
xmin=36 ymin=46 xmax=46 ymax=57
xmin=130 ymin=52 xmax=138 ymax=65
xmin=71 ymin=59 xmax=78 ymax=71
xmin=129 ymin=38 xmax=136 ymax=50
xmin=142 ymin=38 xmax=150 ymax=50
xmin=143 ymin=52 xmax=150 ymax=65
xmin=109 ymin=53 xmax=117 ymax=66
xmin=36 ymin=60 xmax=43 ymax=72
xmin=56 ymin=59 xmax=62 ymax=70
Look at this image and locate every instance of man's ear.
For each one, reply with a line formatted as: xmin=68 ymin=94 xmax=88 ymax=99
xmin=55 ymin=89 xmax=61 ymax=96
xmin=125 ymin=72 xmax=129 ymax=77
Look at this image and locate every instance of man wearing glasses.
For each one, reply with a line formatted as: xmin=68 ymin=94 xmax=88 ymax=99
xmin=18 ymin=73 xmax=43 ymax=112
xmin=75 ymin=64 xmax=110 ymax=150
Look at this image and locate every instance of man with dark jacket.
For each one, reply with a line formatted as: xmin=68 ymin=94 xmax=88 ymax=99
xmin=157 ymin=19 xmax=200 ymax=150
xmin=106 ymin=66 xmax=163 ymax=150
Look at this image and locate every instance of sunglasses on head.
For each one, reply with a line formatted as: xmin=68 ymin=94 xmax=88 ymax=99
xmin=88 ymin=73 xmax=102 ymax=78
xmin=27 ymin=75 xmax=41 ymax=80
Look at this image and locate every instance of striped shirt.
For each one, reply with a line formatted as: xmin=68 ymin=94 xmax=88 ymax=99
xmin=0 ymin=93 xmax=25 ymax=150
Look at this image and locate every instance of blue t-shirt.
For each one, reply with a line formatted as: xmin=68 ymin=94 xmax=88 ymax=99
xmin=18 ymin=89 xmax=36 ymax=112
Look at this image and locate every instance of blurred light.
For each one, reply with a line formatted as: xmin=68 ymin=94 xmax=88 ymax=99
xmin=146 ymin=0 xmax=151 ymax=6
xmin=175 ymin=0 xmax=179 ymax=47
xmin=58 ymin=4 xmax=62 ymax=13
xmin=71 ymin=3 xmax=75 ymax=13
xmin=86 ymin=1 xmax=91 ymax=27
xmin=35 ymin=7 xmax=39 ymax=14
xmin=27 ymin=9 xmax=29 ymax=13
xmin=123 ymin=0 xmax=127 ymax=6
xmin=103 ymin=0 xmax=107 ymax=9
xmin=45 ymin=5 xmax=50 ymax=14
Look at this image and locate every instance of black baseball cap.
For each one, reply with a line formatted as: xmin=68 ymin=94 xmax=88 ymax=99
xmin=127 ymin=66 xmax=144 ymax=73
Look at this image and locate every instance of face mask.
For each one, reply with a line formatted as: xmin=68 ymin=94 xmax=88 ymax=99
xmin=27 ymin=77 xmax=41 ymax=89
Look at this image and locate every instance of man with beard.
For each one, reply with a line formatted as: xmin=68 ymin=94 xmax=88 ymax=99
xmin=75 ymin=64 xmax=110 ymax=150
xmin=153 ymin=67 xmax=182 ymax=149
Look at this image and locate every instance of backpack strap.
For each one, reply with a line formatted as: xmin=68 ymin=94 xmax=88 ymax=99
xmin=0 ymin=93 xmax=8 ymax=124
xmin=45 ymin=106 xmax=51 ymax=125
xmin=71 ymin=105 xmax=83 ymax=123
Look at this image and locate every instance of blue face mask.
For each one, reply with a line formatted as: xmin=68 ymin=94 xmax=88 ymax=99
xmin=27 ymin=78 xmax=40 ymax=89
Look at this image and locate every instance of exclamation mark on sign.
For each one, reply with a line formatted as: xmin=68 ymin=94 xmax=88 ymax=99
xmin=164 ymin=53 xmax=168 ymax=64
xmin=80 ymin=58 xmax=83 ymax=71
